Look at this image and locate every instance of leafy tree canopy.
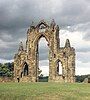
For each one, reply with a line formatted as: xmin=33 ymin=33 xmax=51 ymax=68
xmin=0 ymin=62 xmax=14 ymax=77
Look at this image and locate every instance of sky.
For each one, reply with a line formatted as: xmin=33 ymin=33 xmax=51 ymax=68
xmin=0 ymin=0 xmax=90 ymax=75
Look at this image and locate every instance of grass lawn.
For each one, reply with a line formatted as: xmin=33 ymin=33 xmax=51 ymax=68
xmin=0 ymin=82 xmax=90 ymax=100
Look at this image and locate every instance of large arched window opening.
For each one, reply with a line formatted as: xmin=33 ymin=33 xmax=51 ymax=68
xmin=38 ymin=37 xmax=49 ymax=78
xmin=56 ymin=60 xmax=62 ymax=75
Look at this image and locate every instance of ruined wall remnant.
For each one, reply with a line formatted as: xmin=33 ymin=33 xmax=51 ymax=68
xmin=14 ymin=20 xmax=75 ymax=82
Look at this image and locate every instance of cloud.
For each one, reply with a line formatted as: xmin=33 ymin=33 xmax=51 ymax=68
xmin=39 ymin=65 xmax=49 ymax=76
xmin=0 ymin=0 xmax=90 ymax=75
xmin=64 ymin=22 xmax=90 ymax=41
xmin=0 ymin=58 xmax=13 ymax=64
xmin=39 ymin=60 xmax=49 ymax=76
xmin=76 ymin=60 xmax=90 ymax=75
xmin=0 ymin=32 xmax=12 ymax=42
xmin=0 ymin=0 xmax=90 ymax=29
xmin=77 ymin=52 xmax=90 ymax=63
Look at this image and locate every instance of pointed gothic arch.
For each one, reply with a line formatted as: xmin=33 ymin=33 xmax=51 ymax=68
xmin=20 ymin=62 xmax=29 ymax=78
xmin=34 ymin=34 xmax=50 ymax=47
xmin=23 ymin=62 xmax=28 ymax=76
xmin=56 ymin=59 xmax=63 ymax=75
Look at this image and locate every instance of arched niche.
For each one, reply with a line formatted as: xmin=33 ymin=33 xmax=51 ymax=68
xmin=56 ymin=59 xmax=63 ymax=75
xmin=21 ymin=62 xmax=29 ymax=78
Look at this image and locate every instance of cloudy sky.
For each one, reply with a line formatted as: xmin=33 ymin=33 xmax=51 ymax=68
xmin=0 ymin=0 xmax=90 ymax=75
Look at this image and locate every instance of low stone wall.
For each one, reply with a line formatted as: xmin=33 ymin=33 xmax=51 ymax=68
xmin=20 ymin=76 xmax=30 ymax=82
xmin=0 ymin=77 xmax=14 ymax=82
xmin=54 ymin=75 xmax=64 ymax=82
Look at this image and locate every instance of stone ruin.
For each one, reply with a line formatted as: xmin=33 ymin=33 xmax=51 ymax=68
xmin=83 ymin=76 xmax=90 ymax=83
xmin=14 ymin=20 xmax=75 ymax=82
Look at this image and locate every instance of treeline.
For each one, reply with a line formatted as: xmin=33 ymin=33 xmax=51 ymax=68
xmin=38 ymin=76 xmax=48 ymax=82
xmin=76 ymin=75 xmax=90 ymax=82
xmin=38 ymin=75 xmax=90 ymax=82
xmin=0 ymin=62 xmax=14 ymax=77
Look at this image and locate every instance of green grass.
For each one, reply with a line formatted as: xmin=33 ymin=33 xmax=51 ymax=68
xmin=0 ymin=82 xmax=90 ymax=100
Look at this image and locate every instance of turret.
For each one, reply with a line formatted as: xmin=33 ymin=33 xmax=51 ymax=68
xmin=18 ymin=42 xmax=24 ymax=52
xmin=31 ymin=21 xmax=35 ymax=27
xmin=65 ymin=39 xmax=71 ymax=48
xmin=30 ymin=21 xmax=35 ymax=32
xmin=50 ymin=19 xmax=56 ymax=30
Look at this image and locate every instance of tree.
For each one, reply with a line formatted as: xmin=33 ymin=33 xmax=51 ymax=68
xmin=40 ymin=74 xmax=43 ymax=77
xmin=76 ymin=75 xmax=90 ymax=82
xmin=4 ymin=62 xmax=14 ymax=71
xmin=0 ymin=62 xmax=14 ymax=77
xmin=38 ymin=67 xmax=42 ymax=76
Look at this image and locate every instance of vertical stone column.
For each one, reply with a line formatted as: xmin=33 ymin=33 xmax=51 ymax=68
xmin=67 ymin=54 xmax=75 ymax=83
xmin=14 ymin=59 xmax=17 ymax=82
xmin=30 ymin=47 xmax=37 ymax=82
xmin=70 ymin=54 xmax=75 ymax=83
xmin=48 ymin=35 xmax=56 ymax=82
xmin=63 ymin=58 xmax=68 ymax=82
xmin=48 ymin=48 xmax=53 ymax=82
